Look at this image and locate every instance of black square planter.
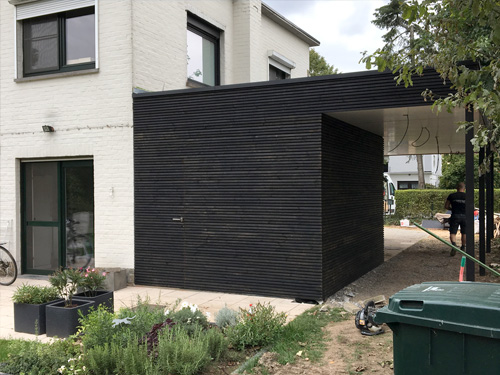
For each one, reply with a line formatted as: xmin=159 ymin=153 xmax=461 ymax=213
xmin=74 ymin=290 xmax=114 ymax=312
xmin=45 ymin=298 xmax=94 ymax=338
xmin=14 ymin=300 xmax=61 ymax=335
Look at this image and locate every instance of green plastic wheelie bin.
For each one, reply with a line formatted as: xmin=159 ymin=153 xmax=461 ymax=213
xmin=375 ymin=281 xmax=500 ymax=375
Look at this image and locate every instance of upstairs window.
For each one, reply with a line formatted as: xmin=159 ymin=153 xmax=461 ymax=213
xmin=187 ymin=13 xmax=220 ymax=86
xmin=23 ymin=7 xmax=95 ymax=76
xmin=269 ymin=65 xmax=290 ymax=80
xmin=268 ymin=50 xmax=295 ymax=81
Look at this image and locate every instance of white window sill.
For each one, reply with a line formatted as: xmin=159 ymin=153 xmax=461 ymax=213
xmin=14 ymin=68 xmax=99 ymax=83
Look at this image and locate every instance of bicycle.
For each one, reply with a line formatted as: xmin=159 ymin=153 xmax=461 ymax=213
xmin=0 ymin=242 xmax=17 ymax=285
xmin=66 ymin=219 xmax=93 ymax=269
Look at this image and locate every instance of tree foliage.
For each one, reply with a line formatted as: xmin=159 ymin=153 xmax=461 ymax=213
xmin=362 ymin=0 xmax=500 ymax=170
xmin=309 ymin=48 xmax=339 ymax=76
xmin=439 ymin=153 xmax=500 ymax=189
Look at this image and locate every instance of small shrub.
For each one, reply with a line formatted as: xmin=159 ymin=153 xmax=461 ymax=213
xmin=139 ymin=318 xmax=176 ymax=354
xmin=169 ymin=303 xmax=209 ymax=336
xmin=154 ymin=327 xmax=211 ymax=375
xmin=11 ymin=284 xmax=59 ymax=304
xmin=0 ymin=339 xmax=79 ymax=375
xmin=78 ymin=305 xmax=115 ymax=350
xmin=49 ymin=268 xmax=83 ymax=307
xmin=205 ymin=327 xmax=227 ymax=361
xmin=215 ymin=306 xmax=238 ymax=329
xmin=84 ymin=342 xmax=118 ymax=375
xmin=84 ymin=331 xmax=152 ymax=375
xmin=116 ymin=296 xmax=168 ymax=337
xmin=226 ymin=303 xmax=286 ymax=350
xmin=78 ymin=267 xmax=107 ymax=297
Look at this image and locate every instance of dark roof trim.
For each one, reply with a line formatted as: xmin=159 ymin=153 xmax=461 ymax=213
xmin=261 ymin=2 xmax=320 ymax=47
xmin=133 ymin=69 xmax=386 ymax=99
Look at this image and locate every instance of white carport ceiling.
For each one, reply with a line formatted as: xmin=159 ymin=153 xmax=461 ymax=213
xmin=329 ymin=106 xmax=468 ymax=156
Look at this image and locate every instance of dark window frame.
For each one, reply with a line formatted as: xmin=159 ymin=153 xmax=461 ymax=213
xmin=269 ymin=64 xmax=290 ymax=81
xmin=398 ymin=181 xmax=419 ymax=190
xmin=187 ymin=12 xmax=220 ymax=86
xmin=22 ymin=7 xmax=95 ymax=77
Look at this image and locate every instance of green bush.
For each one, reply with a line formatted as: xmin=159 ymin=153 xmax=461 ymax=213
xmin=11 ymin=284 xmax=59 ymax=304
xmin=205 ymin=327 xmax=227 ymax=361
xmin=116 ymin=297 xmax=168 ymax=338
xmin=0 ymin=339 xmax=79 ymax=375
xmin=169 ymin=304 xmax=209 ymax=336
xmin=226 ymin=302 xmax=287 ymax=350
xmin=78 ymin=305 xmax=116 ymax=350
xmin=154 ymin=327 xmax=211 ymax=375
xmin=84 ymin=332 xmax=152 ymax=375
xmin=394 ymin=189 xmax=500 ymax=219
xmin=215 ymin=306 xmax=238 ymax=329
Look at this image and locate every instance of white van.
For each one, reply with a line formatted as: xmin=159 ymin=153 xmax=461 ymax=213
xmin=383 ymin=173 xmax=396 ymax=215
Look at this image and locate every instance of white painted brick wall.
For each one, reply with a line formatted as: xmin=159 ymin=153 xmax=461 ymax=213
xmin=0 ymin=0 xmax=314 ymax=272
xmin=260 ymin=15 xmax=310 ymax=80
xmin=0 ymin=0 xmax=135 ymax=268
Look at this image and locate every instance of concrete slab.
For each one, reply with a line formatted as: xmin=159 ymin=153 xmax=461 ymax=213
xmin=384 ymin=226 xmax=429 ymax=261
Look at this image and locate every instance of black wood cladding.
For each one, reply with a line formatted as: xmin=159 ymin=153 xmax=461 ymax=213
xmin=133 ymin=69 xmax=448 ymax=300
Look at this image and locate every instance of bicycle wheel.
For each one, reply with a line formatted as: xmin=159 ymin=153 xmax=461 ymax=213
xmin=0 ymin=245 xmax=18 ymax=286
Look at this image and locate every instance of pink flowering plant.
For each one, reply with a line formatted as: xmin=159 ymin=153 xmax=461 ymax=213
xmin=79 ymin=268 xmax=107 ymax=297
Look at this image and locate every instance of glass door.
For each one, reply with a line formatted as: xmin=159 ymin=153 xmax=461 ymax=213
xmin=63 ymin=162 xmax=94 ymax=269
xmin=22 ymin=160 xmax=94 ymax=274
xmin=23 ymin=162 xmax=60 ymax=273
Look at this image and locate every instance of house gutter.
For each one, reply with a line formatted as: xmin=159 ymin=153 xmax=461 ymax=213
xmin=261 ymin=2 xmax=320 ymax=47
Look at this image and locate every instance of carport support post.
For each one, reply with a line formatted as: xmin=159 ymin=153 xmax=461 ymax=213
xmin=465 ymin=108 xmax=475 ymax=281
xmin=479 ymin=146 xmax=485 ymax=276
xmin=486 ymin=144 xmax=494 ymax=253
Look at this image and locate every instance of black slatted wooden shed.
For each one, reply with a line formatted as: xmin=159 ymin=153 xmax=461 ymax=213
xmin=133 ymin=70 xmax=452 ymax=301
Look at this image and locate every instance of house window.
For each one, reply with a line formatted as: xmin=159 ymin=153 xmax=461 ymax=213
xmin=269 ymin=65 xmax=289 ymax=80
xmin=268 ymin=50 xmax=295 ymax=81
xmin=187 ymin=14 xmax=220 ymax=86
xmin=398 ymin=181 xmax=419 ymax=190
xmin=22 ymin=7 xmax=95 ymax=76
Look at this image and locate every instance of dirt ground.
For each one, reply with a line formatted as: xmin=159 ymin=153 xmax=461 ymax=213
xmin=250 ymin=227 xmax=500 ymax=375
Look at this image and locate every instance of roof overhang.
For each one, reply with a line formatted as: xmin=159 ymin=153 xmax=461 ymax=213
xmin=262 ymin=2 xmax=320 ymax=47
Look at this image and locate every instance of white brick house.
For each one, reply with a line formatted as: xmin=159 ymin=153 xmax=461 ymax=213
xmin=387 ymin=155 xmax=443 ymax=189
xmin=0 ymin=0 xmax=318 ymax=277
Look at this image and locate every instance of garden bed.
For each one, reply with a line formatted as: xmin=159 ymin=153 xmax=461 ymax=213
xmin=0 ymin=297 xmax=346 ymax=375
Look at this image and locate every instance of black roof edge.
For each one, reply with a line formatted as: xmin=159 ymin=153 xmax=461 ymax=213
xmin=132 ymin=69 xmax=404 ymax=99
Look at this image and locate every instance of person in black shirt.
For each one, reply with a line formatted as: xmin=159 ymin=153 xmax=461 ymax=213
xmin=445 ymin=182 xmax=466 ymax=256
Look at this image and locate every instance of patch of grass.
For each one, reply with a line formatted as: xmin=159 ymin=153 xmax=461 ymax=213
xmin=261 ymin=306 xmax=347 ymax=369
xmin=0 ymin=339 xmax=11 ymax=362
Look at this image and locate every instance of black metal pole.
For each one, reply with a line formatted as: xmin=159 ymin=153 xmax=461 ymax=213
xmin=479 ymin=146 xmax=485 ymax=276
xmin=465 ymin=108 xmax=475 ymax=281
xmin=486 ymin=144 xmax=492 ymax=253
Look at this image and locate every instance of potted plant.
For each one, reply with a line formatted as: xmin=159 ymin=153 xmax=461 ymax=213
xmin=46 ymin=268 xmax=94 ymax=338
xmin=12 ymin=284 xmax=60 ymax=334
xmin=75 ymin=267 xmax=114 ymax=311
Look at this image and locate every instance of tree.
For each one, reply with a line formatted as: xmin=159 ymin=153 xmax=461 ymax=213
xmin=372 ymin=0 xmax=427 ymax=188
xmin=362 ymin=0 xmax=500 ymax=172
xmin=309 ymin=49 xmax=339 ymax=76
xmin=439 ymin=154 xmax=500 ymax=189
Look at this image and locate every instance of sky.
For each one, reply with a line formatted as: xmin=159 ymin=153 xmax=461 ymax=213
xmin=264 ymin=0 xmax=389 ymax=73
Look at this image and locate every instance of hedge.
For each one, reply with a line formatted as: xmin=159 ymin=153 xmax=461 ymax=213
xmin=395 ymin=189 xmax=500 ymax=219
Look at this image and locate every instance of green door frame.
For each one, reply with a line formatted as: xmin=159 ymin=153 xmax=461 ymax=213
xmin=21 ymin=160 xmax=94 ymax=275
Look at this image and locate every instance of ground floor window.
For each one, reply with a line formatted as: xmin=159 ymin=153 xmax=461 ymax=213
xmin=398 ymin=180 xmax=419 ymax=190
xmin=22 ymin=160 xmax=94 ymax=274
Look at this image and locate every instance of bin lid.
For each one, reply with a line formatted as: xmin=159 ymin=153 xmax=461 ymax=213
xmin=374 ymin=281 xmax=500 ymax=338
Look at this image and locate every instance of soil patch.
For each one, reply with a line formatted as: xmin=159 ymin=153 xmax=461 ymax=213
xmin=250 ymin=227 xmax=500 ymax=374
